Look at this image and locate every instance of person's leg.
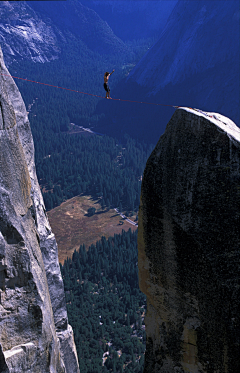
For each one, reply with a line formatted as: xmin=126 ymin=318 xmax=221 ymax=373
xmin=104 ymin=83 xmax=108 ymax=98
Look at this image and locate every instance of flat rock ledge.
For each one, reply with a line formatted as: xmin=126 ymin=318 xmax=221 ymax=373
xmin=138 ymin=107 xmax=240 ymax=372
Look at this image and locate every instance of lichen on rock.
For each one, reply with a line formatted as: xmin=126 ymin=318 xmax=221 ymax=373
xmin=138 ymin=107 xmax=240 ymax=372
xmin=0 ymin=46 xmax=79 ymax=372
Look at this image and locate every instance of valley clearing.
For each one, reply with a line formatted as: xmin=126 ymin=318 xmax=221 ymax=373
xmin=47 ymin=195 xmax=138 ymax=263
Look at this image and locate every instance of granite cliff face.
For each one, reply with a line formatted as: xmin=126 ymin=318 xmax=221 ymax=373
xmin=0 ymin=1 xmax=61 ymax=66
xmin=0 ymin=0 xmax=129 ymax=67
xmin=0 ymin=47 xmax=79 ymax=372
xmin=138 ymin=108 xmax=240 ymax=372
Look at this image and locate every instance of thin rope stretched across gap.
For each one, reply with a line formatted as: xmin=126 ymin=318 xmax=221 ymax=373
xmin=0 ymin=72 xmax=179 ymax=109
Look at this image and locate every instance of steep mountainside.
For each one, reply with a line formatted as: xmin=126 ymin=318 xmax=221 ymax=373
xmin=0 ymin=47 xmax=79 ymax=372
xmin=29 ymin=0 xmax=129 ymax=56
xmin=129 ymin=0 xmax=239 ymax=91
xmin=0 ymin=1 xmax=61 ymax=66
xmin=95 ymin=0 xmax=240 ymax=143
xmin=80 ymin=0 xmax=177 ymax=41
xmin=138 ymin=107 xmax=240 ymax=372
xmin=0 ymin=0 xmax=129 ymax=66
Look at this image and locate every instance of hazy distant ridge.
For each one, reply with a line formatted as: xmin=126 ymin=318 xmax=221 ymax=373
xmin=96 ymin=0 xmax=239 ymax=143
xmin=129 ymin=0 xmax=239 ymax=92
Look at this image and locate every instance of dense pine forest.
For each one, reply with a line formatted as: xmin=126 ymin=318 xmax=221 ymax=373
xmin=36 ymin=133 xmax=153 ymax=212
xmin=61 ymin=229 xmax=146 ymax=373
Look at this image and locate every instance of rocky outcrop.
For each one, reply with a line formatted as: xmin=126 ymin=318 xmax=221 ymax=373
xmin=138 ymin=108 xmax=240 ymax=372
xmin=0 ymin=1 xmax=61 ymax=66
xmin=0 ymin=47 xmax=79 ymax=372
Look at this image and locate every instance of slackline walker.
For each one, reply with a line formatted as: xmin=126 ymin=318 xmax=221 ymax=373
xmin=103 ymin=69 xmax=115 ymax=99
xmin=0 ymin=72 xmax=179 ymax=109
xmin=2 ymin=72 xmax=219 ymax=122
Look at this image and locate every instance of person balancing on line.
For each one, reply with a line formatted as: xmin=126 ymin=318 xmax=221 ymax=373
xmin=103 ymin=69 xmax=114 ymax=99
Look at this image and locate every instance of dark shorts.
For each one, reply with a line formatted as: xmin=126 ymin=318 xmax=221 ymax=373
xmin=103 ymin=83 xmax=110 ymax=92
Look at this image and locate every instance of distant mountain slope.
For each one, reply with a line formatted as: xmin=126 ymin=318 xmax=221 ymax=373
xmin=0 ymin=0 xmax=129 ymax=66
xmin=0 ymin=1 xmax=61 ymax=65
xmin=129 ymin=0 xmax=239 ymax=92
xmin=95 ymin=0 xmax=240 ymax=143
xmin=28 ymin=0 xmax=129 ymax=55
xmin=80 ymin=0 xmax=177 ymax=41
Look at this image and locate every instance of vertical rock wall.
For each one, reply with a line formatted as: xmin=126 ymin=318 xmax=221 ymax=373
xmin=138 ymin=108 xmax=240 ymax=372
xmin=0 ymin=47 xmax=79 ymax=372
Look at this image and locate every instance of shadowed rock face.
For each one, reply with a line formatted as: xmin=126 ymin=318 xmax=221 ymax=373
xmin=138 ymin=108 xmax=240 ymax=372
xmin=0 ymin=47 xmax=79 ymax=372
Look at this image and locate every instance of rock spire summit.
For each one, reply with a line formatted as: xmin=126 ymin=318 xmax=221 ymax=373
xmin=138 ymin=107 xmax=240 ymax=372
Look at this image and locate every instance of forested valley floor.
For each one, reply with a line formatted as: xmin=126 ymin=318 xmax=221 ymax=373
xmin=62 ymin=229 xmax=146 ymax=373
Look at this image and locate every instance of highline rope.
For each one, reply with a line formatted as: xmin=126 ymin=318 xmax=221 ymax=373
xmin=1 ymin=72 xmax=179 ymax=109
